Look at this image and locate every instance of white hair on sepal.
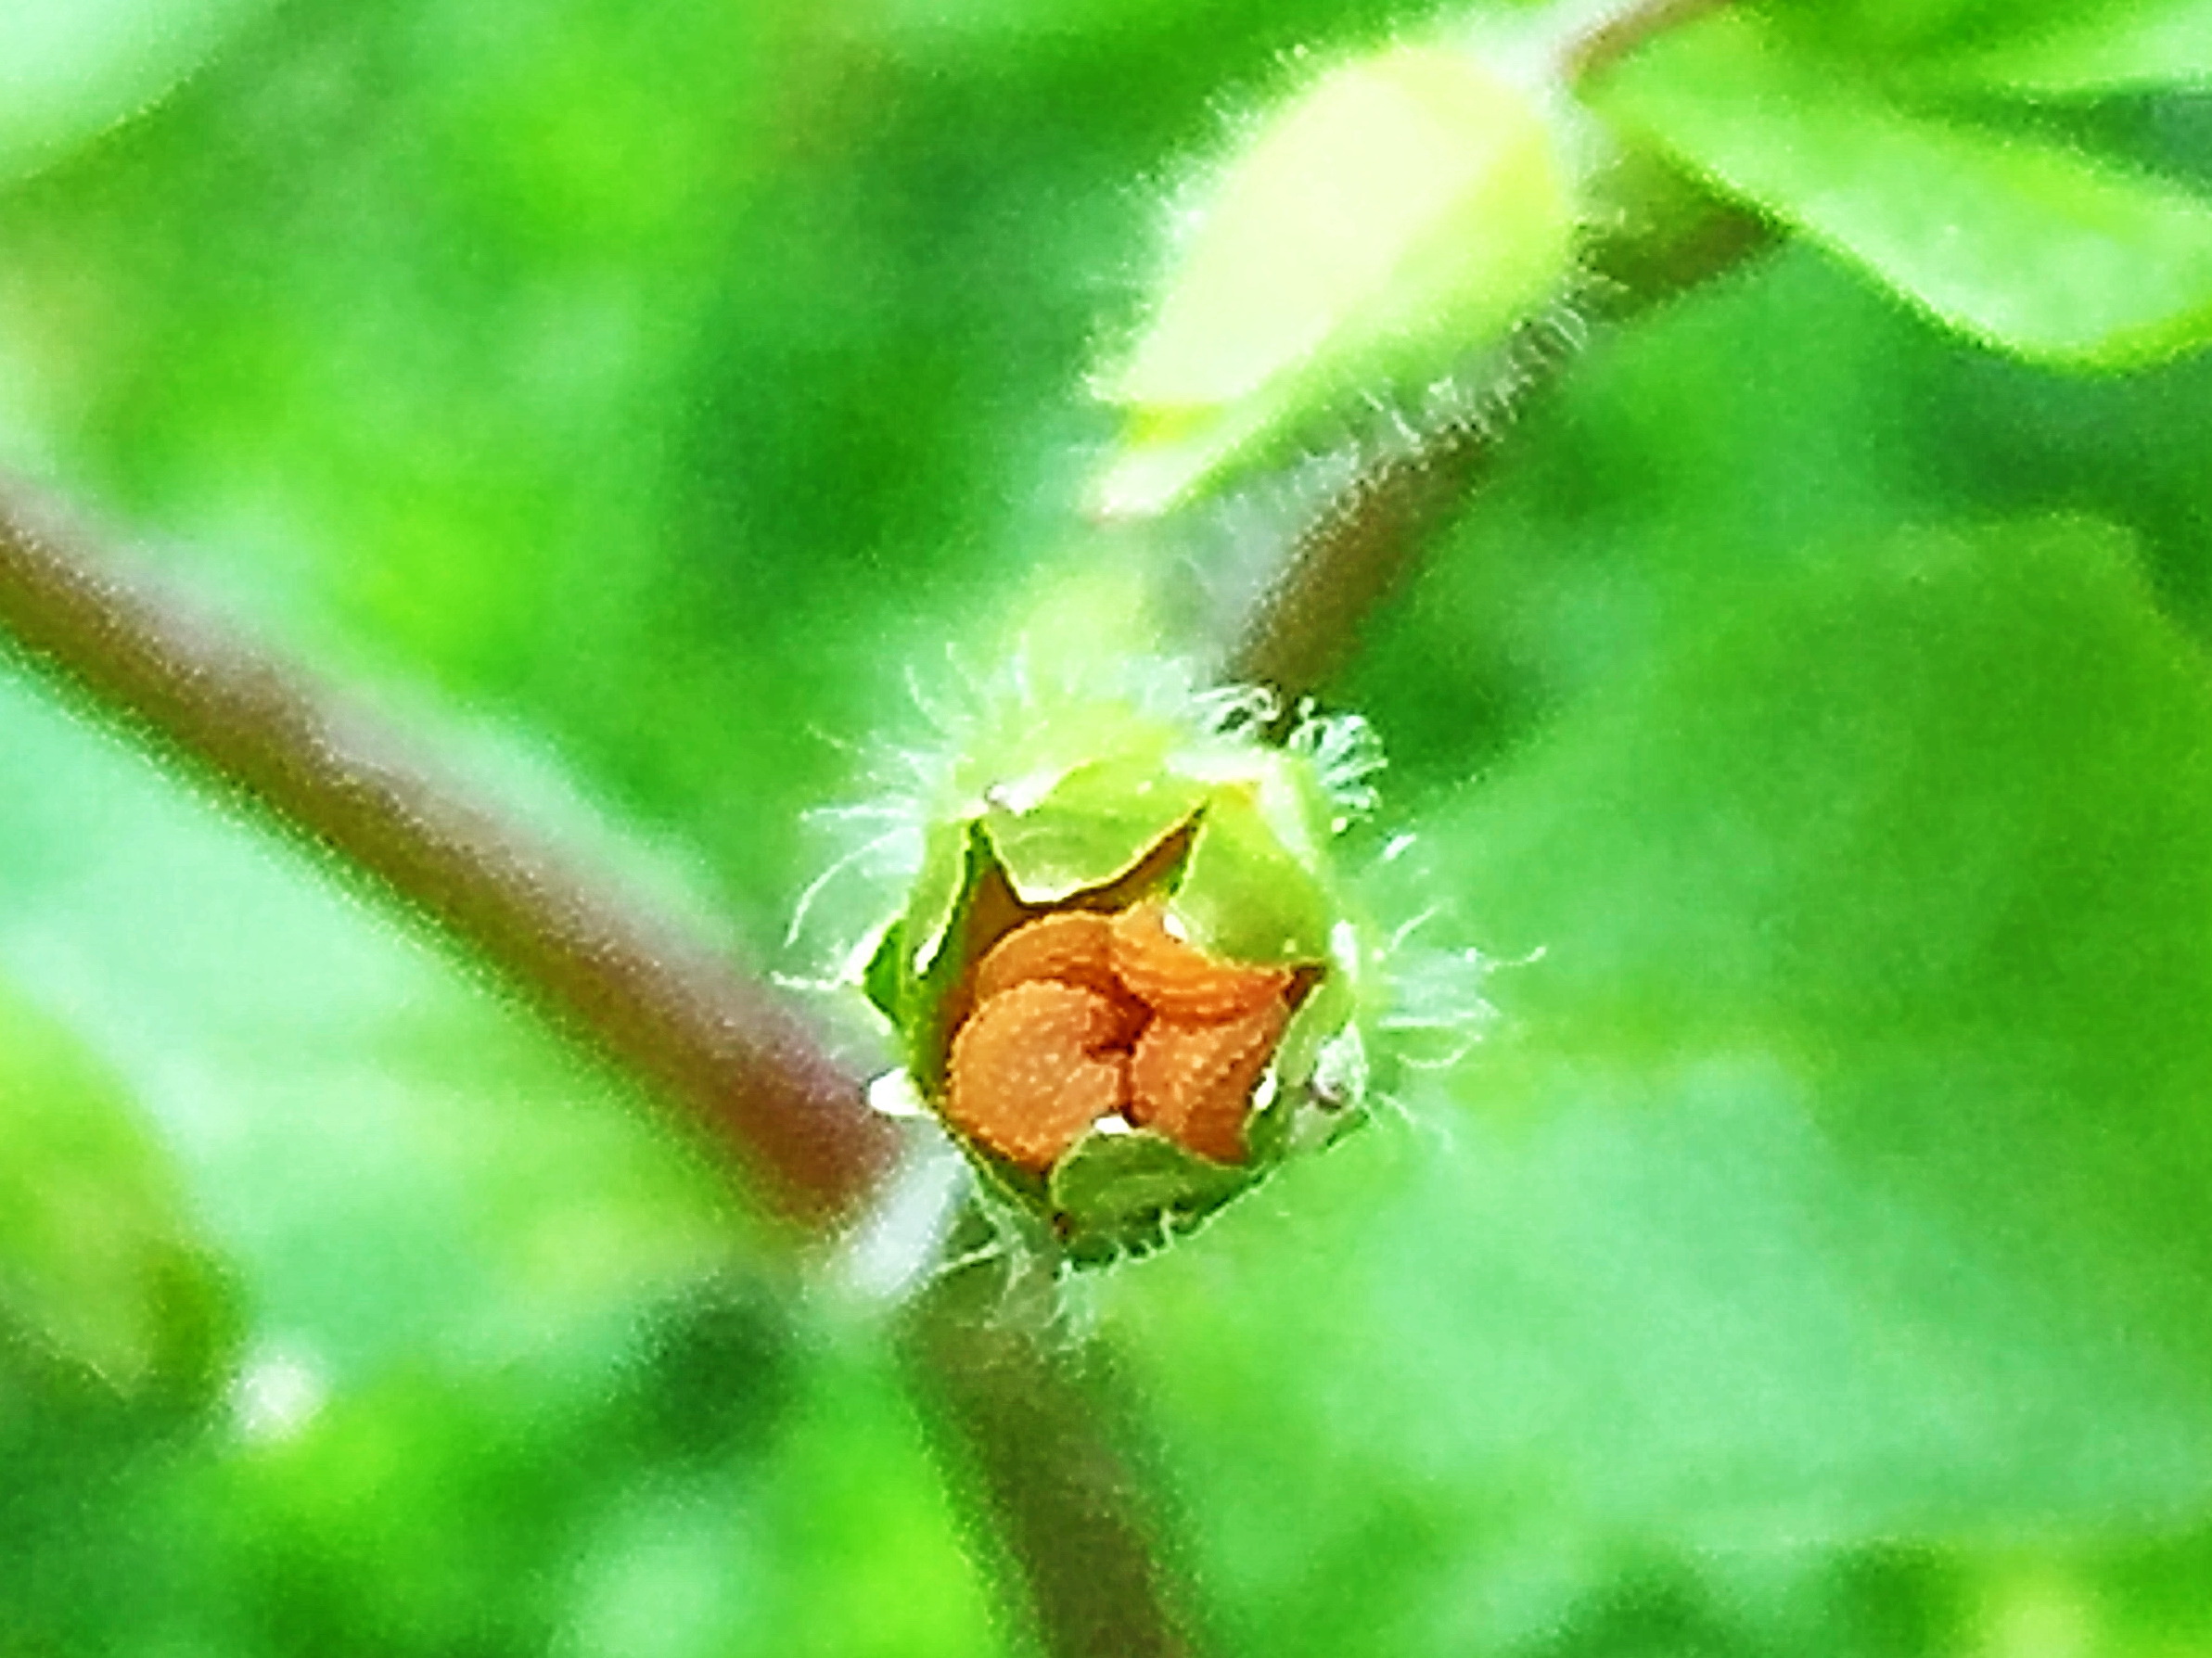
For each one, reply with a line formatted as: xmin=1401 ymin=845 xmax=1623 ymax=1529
xmin=777 ymin=680 xmax=962 ymax=995
xmin=782 ymin=814 xmax=920 ymax=953
xmin=784 ymin=644 xmax=1223 ymax=995
xmin=1284 ymin=700 xmax=1387 ymax=826
xmin=1135 ymin=266 xmax=1600 ymax=661
xmin=1338 ymin=823 xmax=1531 ymax=1132
xmin=1377 ymin=937 xmax=1505 ymax=1075
xmin=1184 ymin=679 xmax=1280 ymax=739
xmin=1366 ymin=1076 xmax=1465 ymax=1164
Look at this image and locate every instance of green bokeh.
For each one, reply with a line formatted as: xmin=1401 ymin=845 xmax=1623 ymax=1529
xmin=3 ymin=0 xmax=2211 ymax=1652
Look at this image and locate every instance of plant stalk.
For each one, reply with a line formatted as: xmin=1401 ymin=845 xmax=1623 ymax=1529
xmin=1221 ymin=0 xmax=1755 ymax=704
xmin=1225 ymin=200 xmax=1771 ymax=707
xmin=1560 ymin=0 xmax=1733 ymax=83
xmin=0 ymin=477 xmax=1210 ymax=1653
xmin=900 ymin=1234 xmax=1204 ymax=1658
xmin=0 ymin=478 xmax=896 ymax=1227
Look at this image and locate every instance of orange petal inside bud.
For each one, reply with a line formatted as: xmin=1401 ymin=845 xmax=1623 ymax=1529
xmin=1128 ymin=997 xmax=1289 ymax=1166
xmin=1110 ymin=899 xmax=1293 ymax=1023
xmin=947 ymin=980 xmax=1132 ymax=1173
xmin=973 ymin=910 xmax=1121 ymax=1004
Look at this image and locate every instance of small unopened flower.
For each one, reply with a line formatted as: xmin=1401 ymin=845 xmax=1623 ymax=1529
xmin=795 ymin=644 xmax=1499 ymax=1271
xmin=1090 ymin=36 xmax=1581 ymax=518
xmin=812 ymin=660 xmax=1386 ymax=1264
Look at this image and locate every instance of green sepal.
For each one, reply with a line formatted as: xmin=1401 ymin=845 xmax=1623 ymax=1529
xmin=861 ymin=921 xmax=905 ymax=1026
xmin=1273 ymin=958 xmax=1359 ymax=1095
xmin=901 ymin=824 xmax=1017 ymax=1091
xmin=897 ymin=817 xmax=972 ymax=987
xmin=981 ymin=755 xmax=1208 ymax=903
xmin=1170 ymin=787 xmax=1336 ymax=965
xmin=965 ymin=1129 xmax=1055 ymax=1221
xmin=1048 ymin=1129 xmax=1254 ymax=1265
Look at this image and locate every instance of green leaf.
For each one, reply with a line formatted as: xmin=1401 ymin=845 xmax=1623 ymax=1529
xmin=1104 ymin=517 xmax=2212 ymax=1653
xmin=0 ymin=0 xmax=269 ymax=185
xmin=0 ymin=976 xmax=229 ymax=1393
xmin=896 ymin=821 xmax=972 ymax=993
xmin=1925 ymin=0 xmax=2212 ymax=94
xmin=1764 ymin=0 xmax=2097 ymax=60
xmin=145 ymin=1335 xmax=1009 ymax=1658
xmin=1594 ymin=9 xmax=2212 ymax=366
xmin=861 ymin=921 xmax=905 ymax=1025
xmin=1442 ymin=516 xmax=2212 ymax=1406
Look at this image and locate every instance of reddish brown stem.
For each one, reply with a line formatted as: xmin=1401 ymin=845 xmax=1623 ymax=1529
xmin=0 ymin=478 xmax=897 ymax=1227
xmin=900 ymin=1239 xmax=1206 ymax=1658
xmin=1561 ymin=0 xmax=1733 ymax=83
xmin=1226 ymin=198 xmax=1772 ymax=704
xmin=0 ymin=477 xmax=1213 ymax=1657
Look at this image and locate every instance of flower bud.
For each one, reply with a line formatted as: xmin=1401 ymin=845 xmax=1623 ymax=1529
xmin=1090 ymin=40 xmax=1579 ymax=519
xmin=852 ymin=674 xmax=1378 ymax=1264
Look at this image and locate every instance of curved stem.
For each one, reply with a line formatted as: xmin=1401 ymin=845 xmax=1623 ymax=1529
xmin=1222 ymin=1 xmax=1758 ymax=705
xmin=0 ymin=477 xmax=1208 ymax=1655
xmin=0 ymin=478 xmax=897 ymax=1228
xmin=1560 ymin=0 xmax=1733 ymax=84
xmin=1225 ymin=201 xmax=1771 ymax=708
xmin=899 ymin=1228 xmax=1205 ymax=1658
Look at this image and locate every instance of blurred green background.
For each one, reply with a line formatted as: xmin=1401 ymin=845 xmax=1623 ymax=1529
xmin=6 ymin=1 xmax=2212 ymax=1653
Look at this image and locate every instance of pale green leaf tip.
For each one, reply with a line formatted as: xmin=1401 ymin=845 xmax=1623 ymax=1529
xmin=1086 ymin=36 xmax=1579 ymax=519
xmin=1083 ymin=399 xmax=1277 ymax=521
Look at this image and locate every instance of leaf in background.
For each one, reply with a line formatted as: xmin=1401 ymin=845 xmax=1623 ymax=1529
xmin=1438 ymin=515 xmax=2212 ymax=1402
xmin=0 ymin=664 xmax=754 ymax=1392
xmin=0 ymin=660 xmax=1004 ymax=1654
xmin=1924 ymin=0 xmax=2212 ymax=95
xmin=1104 ymin=515 xmax=2212 ymax=1655
xmin=0 ymin=658 xmax=1020 ymax=1653
xmin=1593 ymin=10 xmax=2212 ymax=366
xmin=8 ymin=1326 xmax=1011 ymax=1658
xmin=0 ymin=0 xmax=268 ymax=185
xmin=0 ymin=972 xmax=231 ymax=1395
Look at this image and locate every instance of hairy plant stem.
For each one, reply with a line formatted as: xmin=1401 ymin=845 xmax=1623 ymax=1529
xmin=0 ymin=477 xmax=1208 ymax=1652
xmin=1225 ymin=198 xmax=1769 ymax=702
xmin=899 ymin=1217 xmax=1203 ymax=1658
xmin=0 ymin=479 xmax=896 ymax=1227
xmin=1222 ymin=0 xmax=1752 ymax=704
